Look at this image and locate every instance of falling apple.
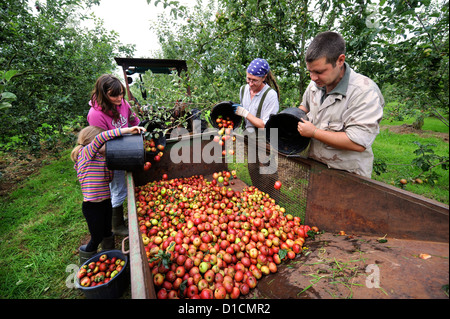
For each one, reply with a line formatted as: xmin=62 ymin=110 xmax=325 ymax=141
xmin=274 ymin=180 xmax=282 ymax=190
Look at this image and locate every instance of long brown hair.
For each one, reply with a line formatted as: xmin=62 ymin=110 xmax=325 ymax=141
xmin=71 ymin=126 xmax=106 ymax=162
xmin=90 ymin=74 xmax=125 ymax=121
xmin=265 ymin=71 xmax=280 ymax=100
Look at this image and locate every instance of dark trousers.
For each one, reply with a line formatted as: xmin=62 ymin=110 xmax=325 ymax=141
xmin=82 ymin=199 xmax=113 ymax=252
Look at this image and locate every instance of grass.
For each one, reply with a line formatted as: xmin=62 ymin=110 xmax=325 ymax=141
xmin=0 ymin=150 xmax=85 ymax=298
xmin=0 ymin=118 xmax=448 ymax=299
xmin=374 ymin=116 xmax=449 ymax=204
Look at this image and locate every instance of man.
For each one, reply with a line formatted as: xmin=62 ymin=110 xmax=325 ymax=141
xmin=298 ymin=31 xmax=384 ymax=178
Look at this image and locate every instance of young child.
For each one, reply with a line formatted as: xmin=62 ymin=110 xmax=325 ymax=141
xmin=71 ymin=125 xmax=145 ymax=264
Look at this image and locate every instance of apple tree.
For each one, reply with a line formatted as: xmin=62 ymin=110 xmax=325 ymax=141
xmin=0 ymin=0 xmax=135 ymax=155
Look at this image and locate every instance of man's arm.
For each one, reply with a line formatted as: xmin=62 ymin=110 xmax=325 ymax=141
xmin=297 ymin=119 xmax=365 ymax=152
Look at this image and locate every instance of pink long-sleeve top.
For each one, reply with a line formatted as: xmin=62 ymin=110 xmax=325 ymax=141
xmin=87 ymin=99 xmax=140 ymax=130
xmin=74 ymin=128 xmax=122 ymax=202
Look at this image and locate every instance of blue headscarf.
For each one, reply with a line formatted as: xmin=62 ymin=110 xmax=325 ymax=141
xmin=247 ymin=58 xmax=270 ymax=77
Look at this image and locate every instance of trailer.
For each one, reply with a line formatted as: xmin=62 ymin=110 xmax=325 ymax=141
xmin=120 ymin=131 xmax=448 ymax=300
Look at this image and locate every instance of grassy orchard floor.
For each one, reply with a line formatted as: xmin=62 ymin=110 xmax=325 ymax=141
xmin=373 ymin=117 xmax=449 ymax=204
xmin=0 ymin=119 xmax=448 ymax=299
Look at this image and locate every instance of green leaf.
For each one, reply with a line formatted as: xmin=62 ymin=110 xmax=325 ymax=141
xmin=3 ymin=70 xmax=18 ymax=81
xmin=0 ymin=102 xmax=12 ymax=110
xmin=279 ymin=249 xmax=288 ymax=260
xmin=1 ymin=92 xmax=16 ymax=101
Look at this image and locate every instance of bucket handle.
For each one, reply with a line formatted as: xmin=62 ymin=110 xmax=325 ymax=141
xmin=121 ymin=236 xmax=129 ymax=255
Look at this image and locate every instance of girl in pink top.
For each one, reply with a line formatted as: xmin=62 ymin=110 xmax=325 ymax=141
xmin=71 ymin=125 xmax=145 ymax=261
xmin=87 ymin=75 xmax=140 ymax=130
xmin=87 ymin=74 xmax=141 ymax=237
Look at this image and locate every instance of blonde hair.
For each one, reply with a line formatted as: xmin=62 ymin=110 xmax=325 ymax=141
xmin=70 ymin=126 xmax=106 ymax=162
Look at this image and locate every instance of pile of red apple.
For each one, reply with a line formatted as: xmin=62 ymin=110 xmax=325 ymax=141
xmin=77 ymin=253 xmax=126 ymax=288
xmin=135 ymin=172 xmax=317 ymax=299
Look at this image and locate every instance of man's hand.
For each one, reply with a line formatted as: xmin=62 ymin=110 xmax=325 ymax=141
xmin=297 ymin=119 xmax=316 ymax=138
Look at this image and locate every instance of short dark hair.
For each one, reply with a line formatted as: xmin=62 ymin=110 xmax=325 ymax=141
xmin=305 ymin=31 xmax=346 ymax=67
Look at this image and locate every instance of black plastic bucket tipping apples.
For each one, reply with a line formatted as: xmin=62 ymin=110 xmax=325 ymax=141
xmin=265 ymin=107 xmax=311 ymax=155
xmin=105 ymin=134 xmax=145 ymax=171
xmin=209 ymin=101 xmax=243 ymax=130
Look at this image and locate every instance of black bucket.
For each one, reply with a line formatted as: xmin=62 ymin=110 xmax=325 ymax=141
xmin=209 ymin=101 xmax=242 ymax=130
xmin=105 ymin=134 xmax=145 ymax=171
xmin=265 ymin=108 xmax=311 ymax=155
xmin=75 ymin=250 xmax=130 ymax=299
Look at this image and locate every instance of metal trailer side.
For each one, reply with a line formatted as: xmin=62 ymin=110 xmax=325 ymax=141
xmin=126 ymin=133 xmax=449 ymax=299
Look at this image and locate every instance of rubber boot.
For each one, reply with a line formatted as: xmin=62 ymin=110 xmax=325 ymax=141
xmin=79 ymin=245 xmax=97 ymax=265
xmin=112 ymin=206 xmax=128 ymax=236
xmin=101 ymin=234 xmax=115 ymax=251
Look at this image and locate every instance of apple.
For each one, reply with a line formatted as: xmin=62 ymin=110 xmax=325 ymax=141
xmin=197 ymin=278 xmax=209 ymax=291
xmin=80 ymin=276 xmax=91 ymax=287
xmin=200 ymin=288 xmax=214 ymax=299
xmin=157 ymin=288 xmax=168 ymax=299
xmin=153 ymin=273 xmax=164 ymax=286
xmin=175 ymin=265 xmax=186 ymax=278
xmin=186 ymin=284 xmax=198 ymax=298
xmin=199 ymin=261 xmax=209 ymax=273
xmin=246 ymin=275 xmax=257 ymax=289
xmin=214 ymin=286 xmax=227 ymax=299
xmin=240 ymin=283 xmax=250 ymax=295
xmin=143 ymin=161 xmax=152 ymax=171
xmin=204 ymin=269 xmax=215 ymax=283
xmin=230 ymin=286 xmax=240 ymax=299
xmin=274 ymin=180 xmax=282 ymax=190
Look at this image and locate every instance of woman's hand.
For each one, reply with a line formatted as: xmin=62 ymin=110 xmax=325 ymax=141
xmin=232 ymin=104 xmax=249 ymax=118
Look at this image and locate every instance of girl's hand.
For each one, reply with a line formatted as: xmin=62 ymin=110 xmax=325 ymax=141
xmin=122 ymin=126 xmax=146 ymax=135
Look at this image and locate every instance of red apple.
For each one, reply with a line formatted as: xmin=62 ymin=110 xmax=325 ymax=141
xmin=274 ymin=180 xmax=282 ymax=190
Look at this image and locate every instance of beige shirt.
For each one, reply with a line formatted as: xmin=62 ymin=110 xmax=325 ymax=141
xmin=301 ymin=64 xmax=384 ymax=177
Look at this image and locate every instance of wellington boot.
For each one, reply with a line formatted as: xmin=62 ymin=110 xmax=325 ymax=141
xmin=112 ymin=206 xmax=128 ymax=237
xmin=101 ymin=234 xmax=115 ymax=251
xmin=79 ymin=245 xmax=97 ymax=265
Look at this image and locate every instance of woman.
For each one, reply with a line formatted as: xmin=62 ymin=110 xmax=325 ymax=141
xmin=234 ymin=58 xmax=280 ymax=132
xmin=87 ymin=74 xmax=141 ymax=236
xmin=233 ymin=58 xmax=280 ymax=197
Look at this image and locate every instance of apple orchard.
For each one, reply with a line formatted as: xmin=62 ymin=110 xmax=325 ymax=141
xmin=135 ymin=171 xmax=318 ymax=299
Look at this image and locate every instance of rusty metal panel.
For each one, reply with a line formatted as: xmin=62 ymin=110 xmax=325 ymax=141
xmin=303 ymin=160 xmax=449 ymax=243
